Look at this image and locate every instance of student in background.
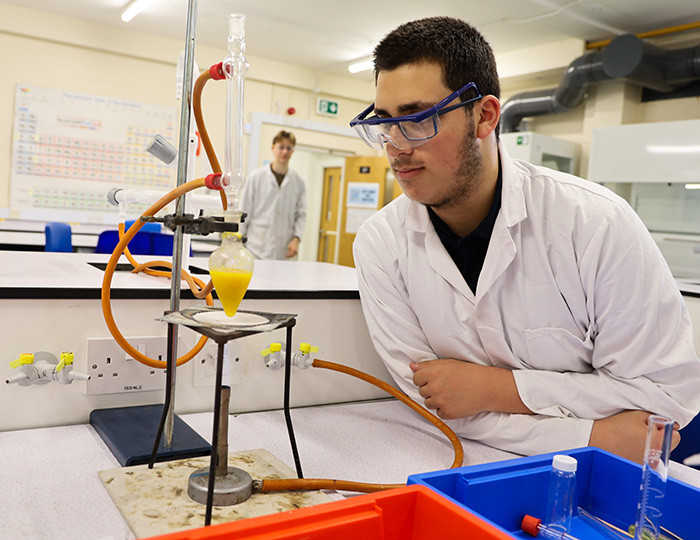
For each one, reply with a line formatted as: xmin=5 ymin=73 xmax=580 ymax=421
xmin=240 ymin=130 xmax=306 ymax=259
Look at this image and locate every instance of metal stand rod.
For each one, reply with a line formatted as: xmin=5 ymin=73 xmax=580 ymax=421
xmin=148 ymin=323 xmax=177 ymax=468
xmin=283 ymin=325 xmax=303 ymax=479
xmin=163 ymin=0 xmax=199 ymax=448
xmin=216 ymin=385 xmax=231 ymax=476
xmin=205 ymin=340 xmax=226 ymax=526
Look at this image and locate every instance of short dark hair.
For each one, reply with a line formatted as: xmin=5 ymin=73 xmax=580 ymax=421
xmin=374 ymin=17 xmax=500 ymax=106
xmin=273 ymin=130 xmax=296 ymax=146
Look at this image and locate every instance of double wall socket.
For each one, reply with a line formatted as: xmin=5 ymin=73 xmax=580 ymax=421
xmin=193 ymin=341 xmax=232 ymax=387
xmin=85 ymin=336 xmax=175 ymax=395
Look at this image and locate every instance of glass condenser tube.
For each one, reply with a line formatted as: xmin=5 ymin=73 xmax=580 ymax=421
xmin=222 ymin=13 xmax=249 ymax=220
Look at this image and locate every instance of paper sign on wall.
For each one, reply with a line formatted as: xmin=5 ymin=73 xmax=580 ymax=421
xmin=346 ymin=182 xmax=379 ymax=209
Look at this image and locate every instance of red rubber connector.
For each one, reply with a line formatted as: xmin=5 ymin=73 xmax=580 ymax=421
xmin=209 ymin=62 xmax=226 ymax=80
xmin=205 ymin=173 xmax=224 ymax=190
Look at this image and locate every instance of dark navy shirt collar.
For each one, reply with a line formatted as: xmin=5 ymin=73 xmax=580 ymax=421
xmin=428 ymin=165 xmax=503 ymax=294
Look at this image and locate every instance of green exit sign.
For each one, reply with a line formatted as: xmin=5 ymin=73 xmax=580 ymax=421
xmin=317 ymin=98 xmax=339 ymax=117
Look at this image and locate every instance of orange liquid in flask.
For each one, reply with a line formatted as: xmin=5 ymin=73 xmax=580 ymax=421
xmin=210 ymin=270 xmax=253 ymax=317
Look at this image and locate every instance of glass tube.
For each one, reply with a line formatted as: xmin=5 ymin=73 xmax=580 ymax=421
xmin=634 ymin=415 xmax=674 ymax=540
xmin=222 ymin=13 xmax=249 ymax=221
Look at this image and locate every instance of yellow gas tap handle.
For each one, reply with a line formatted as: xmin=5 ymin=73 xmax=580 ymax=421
xmin=61 ymin=352 xmax=74 ymax=366
xmin=299 ymin=343 xmax=319 ymax=354
xmin=9 ymin=353 xmax=34 ymax=369
xmin=260 ymin=342 xmax=282 ymax=357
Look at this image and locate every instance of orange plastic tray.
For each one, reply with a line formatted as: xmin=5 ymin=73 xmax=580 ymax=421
xmin=144 ymin=484 xmax=513 ymax=539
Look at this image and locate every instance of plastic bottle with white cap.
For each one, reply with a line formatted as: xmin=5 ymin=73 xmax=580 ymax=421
xmin=545 ymin=454 xmax=578 ymax=533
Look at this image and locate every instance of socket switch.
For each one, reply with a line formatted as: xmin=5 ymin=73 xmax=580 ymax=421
xmin=193 ymin=341 xmax=233 ymax=387
xmin=84 ymin=336 xmax=173 ymax=395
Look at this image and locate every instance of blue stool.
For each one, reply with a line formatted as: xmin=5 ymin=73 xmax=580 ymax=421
xmin=96 ymin=220 xmax=161 ymax=254
xmin=44 ymin=222 xmax=73 ymax=252
xmin=95 ymin=230 xmax=151 ymax=254
xmin=125 ymin=219 xmax=162 ymax=233
xmin=95 ymin=221 xmax=190 ymax=256
xmin=150 ymin=233 xmax=176 ymax=256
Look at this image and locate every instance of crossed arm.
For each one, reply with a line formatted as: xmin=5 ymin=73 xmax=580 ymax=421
xmin=353 ymin=209 xmax=698 ymax=463
xmin=410 ymin=359 xmax=679 ymax=463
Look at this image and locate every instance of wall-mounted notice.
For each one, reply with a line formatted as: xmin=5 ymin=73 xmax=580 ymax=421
xmin=345 ymin=182 xmax=380 ymax=233
xmin=10 ymin=85 xmax=177 ymax=217
xmin=346 ymin=182 xmax=380 ymax=209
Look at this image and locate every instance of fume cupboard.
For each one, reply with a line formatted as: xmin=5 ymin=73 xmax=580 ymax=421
xmin=588 ymin=119 xmax=700 ymax=281
xmin=501 ymin=131 xmax=580 ymax=174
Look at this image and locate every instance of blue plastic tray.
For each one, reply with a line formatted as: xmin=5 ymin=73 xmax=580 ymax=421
xmin=408 ymin=447 xmax=700 ymax=539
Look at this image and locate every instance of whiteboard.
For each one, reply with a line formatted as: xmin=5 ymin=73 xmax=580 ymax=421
xmin=10 ymin=85 xmax=177 ymax=221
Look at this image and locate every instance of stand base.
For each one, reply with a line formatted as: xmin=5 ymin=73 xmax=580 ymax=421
xmin=188 ymin=466 xmax=253 ymax=506
xmin=90 ymin=404 xmax=210 ymax=466
xmin=97 ymin=449 xmax=332 ymax=538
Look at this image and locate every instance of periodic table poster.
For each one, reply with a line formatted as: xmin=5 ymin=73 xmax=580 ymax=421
xmin=10 ymin=85 xmax=177 ymax=217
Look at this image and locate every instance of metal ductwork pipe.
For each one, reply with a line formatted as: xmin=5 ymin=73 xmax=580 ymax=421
xmin=552 ymin=51 xmax=609 ymax=106
xmin=601 ymin=34 xmax=672 ymax=92
xmin=500 ymin=34 xmax=700 ymax=133
xmin=664 ymin=44 xmax=700 ymax=84
xmin=500 ymin=50 xmax=608 ymax=133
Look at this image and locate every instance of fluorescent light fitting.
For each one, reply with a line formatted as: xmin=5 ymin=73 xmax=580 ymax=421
xmin=685 ymin=183 xmax=700 ymax=190
xmin=348 ymin=59 xmax=373 ymax=74
xmin=121 ymin=0 xmax=154 ymax=22
xmin=647 ymin=145 xmax=700 ymax=154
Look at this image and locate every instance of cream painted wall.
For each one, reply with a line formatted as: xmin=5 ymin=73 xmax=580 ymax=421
xmin=2 ymin=1 xmax=700 ymax=250
xmin=0 ymin=2 xmax=374 ymax=212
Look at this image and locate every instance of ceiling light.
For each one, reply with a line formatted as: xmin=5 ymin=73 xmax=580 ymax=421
xmin=685 ymin=183 xmax=700 ymax=190
xmin=348 ymin=59 xmax=373 ymax=74
xmin=121 ymin=0 xmax=155 ymax=22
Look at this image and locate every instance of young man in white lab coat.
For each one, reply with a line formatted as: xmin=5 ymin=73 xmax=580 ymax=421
xmin=240 ymin=130 xmax=306 ymax=259
xmin=351 ymin=16 xmax=700 ymax=462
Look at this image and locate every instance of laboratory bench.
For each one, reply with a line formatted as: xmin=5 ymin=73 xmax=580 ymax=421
xmin=0 ymin=250 xmax=360 ymax=298
xmin=677 ymin=278 xmax=700 ymax=298
xmin=1 ymin=251 xmax=699 ymax=435
xmin=2 ymin=253 xmax=700 ymax=538
xmin=3 ymin=399 xmax=700 ymax=540
xmin=0 ymin=251 xmax=391 ymax=434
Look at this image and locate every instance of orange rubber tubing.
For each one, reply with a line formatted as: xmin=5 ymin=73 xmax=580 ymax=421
xmin=193 ymin=68 xmax=227 ymax=210
xmin=260 ymin=358 xmax=464 ymax=493
xmin=121 ymin=226 xmax=215 ymax=300
xmin=101 ymin=62 xmax=236 ymax=368
xmin=101 ymin=177 xmax=215 ymax=369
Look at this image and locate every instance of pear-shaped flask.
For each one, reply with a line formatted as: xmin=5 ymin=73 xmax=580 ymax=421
xmin=208 ymin=232 xmax=254 ymax=317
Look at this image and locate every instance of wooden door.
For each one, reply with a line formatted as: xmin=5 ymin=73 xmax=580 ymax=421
xmin=317 ymin=166 xmax=341 ymax=263
xmin=337 ymin=156 xmax=389 ymax=268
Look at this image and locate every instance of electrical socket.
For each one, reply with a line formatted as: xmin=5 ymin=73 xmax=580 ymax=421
xmin=84 ymin=336 xmax=173 ymax=395
xmin=193 ymin=340 xmax=234 ymax=387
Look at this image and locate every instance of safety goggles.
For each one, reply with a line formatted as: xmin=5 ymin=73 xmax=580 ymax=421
xmin=349 ymin=82 xmax=482 ymax=150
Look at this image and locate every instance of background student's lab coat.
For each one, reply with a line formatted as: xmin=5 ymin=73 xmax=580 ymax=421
xmin=353 ymin=143 xmax=700 ymax=456
xmin=240 ymin=166 xmax=306 ymax=260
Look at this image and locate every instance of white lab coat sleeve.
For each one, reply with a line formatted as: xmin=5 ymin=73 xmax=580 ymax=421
xmin=354 ymin=222 xmax=594 ymax=456
xmin=293 ymin=181 xmax=306 ymax=241
xmin=513 ymin=205 xmax=700 ymax=428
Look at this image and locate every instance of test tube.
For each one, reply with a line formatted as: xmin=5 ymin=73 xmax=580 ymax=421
xmin=521 ymin=515 xmax=580 ymax=539
xmin=634 ymin=415 xmax=674 ymax=540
